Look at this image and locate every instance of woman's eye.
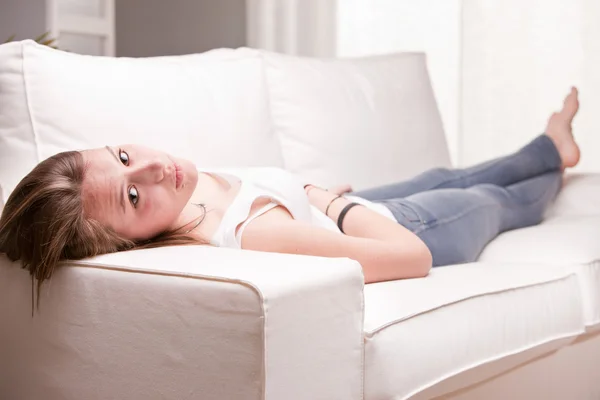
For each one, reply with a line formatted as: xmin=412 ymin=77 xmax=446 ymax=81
xmin=118 ymin=149 xmax=130 ymax=166
xmin=128 ymin=185 xmax=139 ymax=207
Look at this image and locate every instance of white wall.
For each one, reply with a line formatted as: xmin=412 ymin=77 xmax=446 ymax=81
xmin=116 ymin=0 xmax=247 ymax=57
xmin=335 ymin=0 xmax=462 ymax=164
xmin=461 ymin=0 xmax=600 ymax=171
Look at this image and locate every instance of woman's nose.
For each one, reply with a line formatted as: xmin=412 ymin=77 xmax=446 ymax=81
xmin=127 ymin=159 xmax=165 ymax=184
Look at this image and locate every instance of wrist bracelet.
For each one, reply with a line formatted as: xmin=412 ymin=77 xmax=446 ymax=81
xmin=337 ymin=203 xmax=361 ymax=233
xmin=325 ymin=195 xmax=342 ymax=216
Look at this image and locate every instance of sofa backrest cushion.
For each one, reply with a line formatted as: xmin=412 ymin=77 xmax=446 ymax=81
xmin=263 ymin=51 xmax=451 ymax=190
xmin=0 ymin=41 xmax=283 ymax=202
xmin=0 ymin=41 xmax=452 ymax=201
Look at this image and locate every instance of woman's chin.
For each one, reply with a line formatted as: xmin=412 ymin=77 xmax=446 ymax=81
xmin=180 ymin=158 xmax=196 ymax=172
xmin=182 ymin=164 xmax=199 ymax=192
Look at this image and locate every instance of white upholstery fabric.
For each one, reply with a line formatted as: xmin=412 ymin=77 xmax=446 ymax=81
xmin=0 ymin=246 xmax=364 ymax=400
xmin=263 ymin=51 xmax=451 ymax=190
xmin=546 ymin=173 xmax=600 ymax=219
xmin=430 ymin=331 xmax=600 ymax=400
xmin=0 ymin=41 xmax=283 ymax=202
xmin=479 ymin=215 xmax=600 ymax=328
xmin=1 ymin=40 xmax=599 ymax=400
xmin=363 ymin=263 xmax=584 ymax=400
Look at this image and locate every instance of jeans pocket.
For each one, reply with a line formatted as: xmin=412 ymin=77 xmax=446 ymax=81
xmin=379 ymin=200 xmax=431 ymax=231
xmin=393 ymin=199 xmax=438 ymax=229
xmin=397 ymin=202 xmax=423 ymax=224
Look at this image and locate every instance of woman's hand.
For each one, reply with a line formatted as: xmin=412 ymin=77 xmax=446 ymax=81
xmin=329 ymin=184 xmax=353 ymax=195
xmin=304 ymin=184 xmax=354 ymax=214
xmin=304 ymin=184 xmax=353 ymax=196
xmin=241 ymin=206 xmax=433 ymax=283
xmin=245 ymin=183 xmax=432 ymax=283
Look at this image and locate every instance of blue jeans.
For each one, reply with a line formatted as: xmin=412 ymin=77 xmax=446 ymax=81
xmin=352 ymin=135 xmax=563 ymax=267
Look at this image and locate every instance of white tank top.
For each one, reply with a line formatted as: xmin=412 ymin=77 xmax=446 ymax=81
xmin=203 ymin=167 xmax=395 ymax=249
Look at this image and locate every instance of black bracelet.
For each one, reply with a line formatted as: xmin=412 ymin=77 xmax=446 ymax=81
xmin=337 ymin=203 xmax=361 ymax=233
xmin=325 ymin=195 xmax=342 ymax=216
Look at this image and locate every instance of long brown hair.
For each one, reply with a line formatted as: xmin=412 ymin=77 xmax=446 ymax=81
xmin=0 ymin=151 xmax=203 ymax=308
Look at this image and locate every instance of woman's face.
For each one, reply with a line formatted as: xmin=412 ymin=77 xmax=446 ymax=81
xmin=82 ymin=144 xmax=198 ymax=241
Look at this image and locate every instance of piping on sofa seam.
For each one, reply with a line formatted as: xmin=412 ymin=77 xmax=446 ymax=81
xmin=63 ymin=260 xmax=268 ymax=400
xmin=401 ymin=328 xmax=586 ymax=400
xmin=21 ymin=41 xmax=43 ymax=164
xmin=480 ymin=258 xmax=600 ymax=328
xmin=364 ymin=271 xmax=580 ymax=337
xmin=390 ymin=274 xmax=585 ymax=398
xmin=69 ymin=258 xmax=367 ymax=399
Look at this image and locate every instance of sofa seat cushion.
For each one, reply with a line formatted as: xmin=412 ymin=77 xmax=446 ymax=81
xmin=479 ymin=215 xmax=600 ymax=327
xmin=546 ymin=173 xmax=600 ymax=219
xmin=363 ymin=263 xmax=584 ymax=400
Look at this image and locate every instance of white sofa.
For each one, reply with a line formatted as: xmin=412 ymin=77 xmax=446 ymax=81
xmin=1 ymin=40 xmax=599 ymax=400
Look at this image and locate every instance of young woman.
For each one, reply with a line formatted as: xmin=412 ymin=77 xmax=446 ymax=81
xmin=0 ymin=88 xmax=580 ymax=297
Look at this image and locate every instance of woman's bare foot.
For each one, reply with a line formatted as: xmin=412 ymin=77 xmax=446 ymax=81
xmin=545 ymin=87 xmax=580 ymax=169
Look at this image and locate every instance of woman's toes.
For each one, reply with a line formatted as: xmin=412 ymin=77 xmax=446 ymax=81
xmin=545 ymin=87 xmax=581 ymax=168
xmin=560 ymin=87 xmax=580 ymax=122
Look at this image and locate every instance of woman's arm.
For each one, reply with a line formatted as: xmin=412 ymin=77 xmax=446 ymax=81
xmin=307 ymin=185 xmax=424 ymax=243
xmin=241 ymin=189 xmax=432 ymax=283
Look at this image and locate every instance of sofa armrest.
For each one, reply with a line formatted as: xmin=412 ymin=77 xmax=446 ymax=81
xmin=0 ymin=246 xmax=365 ymax=400
xmin=546 ymin=173 xmax=600 ymax=219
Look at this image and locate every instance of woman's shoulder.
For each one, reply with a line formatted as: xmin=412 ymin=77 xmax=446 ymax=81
xmin=220 ymin=166 xmax=298 ymax=179
xmin=197 ymin=166 xmax=305 ymax=191
xmin=198 ymin=165 xmax=285 ymax=174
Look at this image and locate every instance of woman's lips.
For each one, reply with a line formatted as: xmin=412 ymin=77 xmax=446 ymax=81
xmin=175 ymin=163 xmax=183 ymax=189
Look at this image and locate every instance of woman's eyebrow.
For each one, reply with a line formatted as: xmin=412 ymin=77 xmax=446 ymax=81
xmin=105 ymin=145 xmax=119 ymax=162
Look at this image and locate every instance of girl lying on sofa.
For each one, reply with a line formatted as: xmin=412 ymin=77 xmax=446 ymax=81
xmin=0 ymin=88 xmax=580 ymax=298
